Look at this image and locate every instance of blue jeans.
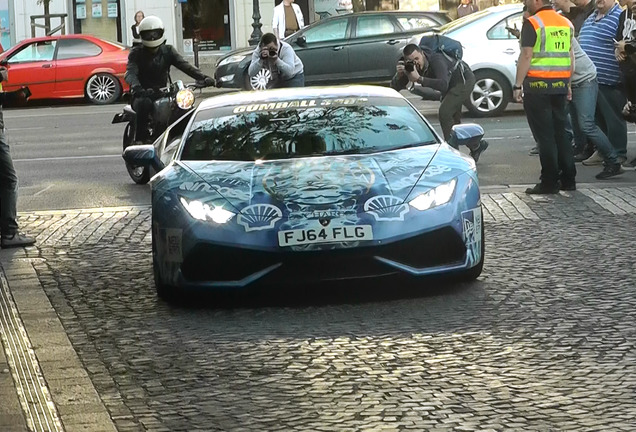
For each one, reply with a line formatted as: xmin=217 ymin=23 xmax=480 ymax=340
xmin=596 ymin=84 xmax=627 ymax=158
xmin=0 ymin=131 xmax=19 ymax=236
xmin=276 ymin=72 xmax=305 ymax=88
xmin=570 ymin=78 xmax=618 ymax=165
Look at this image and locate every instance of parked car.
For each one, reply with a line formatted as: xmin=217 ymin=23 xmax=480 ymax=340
xmin=122 ymin=85 xmax=485 ymax=301
xmin=411 ymin=4 xmax=524 ymax=117
xmin=215 ymin=11 xmax=452 ymax=90
xmin=0 ymin=34 xmax=130 ymax=104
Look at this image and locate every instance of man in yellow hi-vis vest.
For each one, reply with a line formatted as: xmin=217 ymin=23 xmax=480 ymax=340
xmin=514 ymin=0 xmax=576 ymax=195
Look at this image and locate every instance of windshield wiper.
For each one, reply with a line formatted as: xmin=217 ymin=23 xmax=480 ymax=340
xmin=384 ymin=141 xmax=438 ymax=151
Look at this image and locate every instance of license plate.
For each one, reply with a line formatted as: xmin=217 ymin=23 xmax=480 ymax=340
xmin=278 ymin=225 xmax=373 ymax=247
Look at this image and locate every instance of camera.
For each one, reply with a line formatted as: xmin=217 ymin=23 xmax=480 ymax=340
xmin=404 ymin=60 xmax=415 ymax=72
xmin=268 ymin=47 xmax=278 ymax=57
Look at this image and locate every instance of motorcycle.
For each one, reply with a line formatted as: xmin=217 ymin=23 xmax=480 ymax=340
xmin=112 ymin=79 xmax=210 ymax=184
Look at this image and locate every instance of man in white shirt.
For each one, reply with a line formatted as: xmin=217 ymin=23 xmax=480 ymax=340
xmin=272 ymin=0 xmax=305 ymax=39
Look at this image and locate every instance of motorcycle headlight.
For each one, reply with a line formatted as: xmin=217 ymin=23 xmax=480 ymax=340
xmin=180 ymin=197 xmax=235 ymax=224
xmin=217 ymin=54 xmax=248 ymax=67
xmin=409 ymin=179 xmax=457 ymax=211
xmin=176 ymin=89 xmax=195 ymax=110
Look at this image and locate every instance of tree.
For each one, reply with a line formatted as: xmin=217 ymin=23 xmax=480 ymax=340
xmin=36 ymin=0 xmax=52 ymax=35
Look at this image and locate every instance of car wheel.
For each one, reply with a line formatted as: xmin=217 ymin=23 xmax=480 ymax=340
xmin=243 ymin=69 xmax=272 ymax=91
xmin=456 ymin=213 xmax=485 ymax=282
xmin=466 ymin=70 xmax=510 ymax=117
xmin=123 ymin=123 xmax=150 ymax=184
xmin=85 ymin=73 xmax=122 ymax=105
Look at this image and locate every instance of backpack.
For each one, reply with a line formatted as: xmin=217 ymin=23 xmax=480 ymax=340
xmin=418 ymin=34 xmax=466 ymax=81
xmin=418 ymin=34 xmax=463 ymax=65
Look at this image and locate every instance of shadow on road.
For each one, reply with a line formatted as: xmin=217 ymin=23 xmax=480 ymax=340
xmin=164 ymin=275 xmax=479 ymax=311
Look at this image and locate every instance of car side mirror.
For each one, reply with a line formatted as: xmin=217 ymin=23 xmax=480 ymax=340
xmin=122 ymin=144 xmax=164 ymax=172
xmin=448 ymin=123 xmax=484 ymax=149
xmin=0 ymin=58 xmax=8 ymax=67
xmin=295 ymin=36 xmax=307 ymax=47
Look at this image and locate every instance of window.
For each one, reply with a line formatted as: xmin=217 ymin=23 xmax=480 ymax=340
xmin=304 ymin=18 xmax=348 ymax=43
xmin=487 ymin=13 xmax=524 ymax=40
xmin=180 ymin=97 xmax=438 ymax=162
xmin=9 ymin=41 xmax=57 ymax=63
xmin=56 ymin=39 xmax=102 ymax=60
xmin=356 ymin=16 xmax=396 ymax=37
xmin=397 ymin=16 xmax=437 ymax=31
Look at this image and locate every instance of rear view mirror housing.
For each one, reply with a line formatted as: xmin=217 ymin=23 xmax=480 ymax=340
xmin=448 ymin=123 xmax=484 ymax=149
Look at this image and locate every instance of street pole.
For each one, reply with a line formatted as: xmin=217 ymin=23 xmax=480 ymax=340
xmin=248 ymin=0 xmax=263 ymax=46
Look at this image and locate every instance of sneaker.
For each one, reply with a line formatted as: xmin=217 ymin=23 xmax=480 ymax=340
xmin=574 ymin=149 xmax=594 ymax=163
xmin=582 ymin=151 xmax=603 ymax=166
xmin=470 ymin=140 xmax=489 ymax=163
xmin=595 ymin=163 xmax=624 ymax=180
xmin=621 ymin=157 xmax=636 ymax=169
xmin=525 ymin=183 xmax=559 ymax=195
xmin=617 ymin=156 xmax=627 ymax=165
xmin=528 ymin=146 xmax=539 ymax=156
xmin=559 ymin=181 xmax=576 ymax=191
xmin=1 ymin=233 xmax=36 ymax=249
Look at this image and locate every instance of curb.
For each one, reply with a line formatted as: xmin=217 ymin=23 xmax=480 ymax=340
xmin=0 ymin=250 xmax=117 ymax=432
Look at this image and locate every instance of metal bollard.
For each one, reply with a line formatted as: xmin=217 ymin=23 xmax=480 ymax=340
xmin=193 ymin=39 xmax=199 ymax=68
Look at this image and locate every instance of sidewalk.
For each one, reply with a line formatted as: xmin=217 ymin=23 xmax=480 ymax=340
xmin=3 ymin=186 xmax=636 ymax=431
xmin=0 ymin=246 xmax=116 ymax=432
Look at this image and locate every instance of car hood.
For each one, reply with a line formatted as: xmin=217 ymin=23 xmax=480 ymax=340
xmin=176 ymin=145 xmax=468 ymax=214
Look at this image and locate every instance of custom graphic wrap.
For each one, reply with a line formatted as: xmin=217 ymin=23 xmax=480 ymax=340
xmin=462 ymin=207 xmax=483 ymax=268
xmin=149 ymin=87 xmax=485 ymax=289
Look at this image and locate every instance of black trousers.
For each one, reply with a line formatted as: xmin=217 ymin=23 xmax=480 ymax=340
xmin=523 ymin=92 xmax=576 ymax=187
xmin=132 ymin=96 xmax=154 ymax=142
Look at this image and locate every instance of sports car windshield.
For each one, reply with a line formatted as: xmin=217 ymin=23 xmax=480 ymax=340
xmin=180 ymin=96 xmax=438 ymax=161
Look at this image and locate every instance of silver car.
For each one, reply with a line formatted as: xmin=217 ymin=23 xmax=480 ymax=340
xmin=411 ymin=4 xmax=524 ymax=117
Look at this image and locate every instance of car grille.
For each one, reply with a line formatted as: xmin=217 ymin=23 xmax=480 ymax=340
xmin=180 ymin=227 xmax=466 ymax=284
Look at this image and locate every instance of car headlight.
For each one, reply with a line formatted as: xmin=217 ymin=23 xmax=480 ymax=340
xmin=217 ymin=54 xmax=247 ymax=67
xmin=180 ymin=197 xmax=235 ymax=224
xmin=176 ymin=88 xmax=195 ymax=110
xmin=409 ymin=179 xmax=457 ymax=211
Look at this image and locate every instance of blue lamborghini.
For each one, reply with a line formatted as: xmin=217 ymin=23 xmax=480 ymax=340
xmin=124 ymin=86 xmax=485 ymax=301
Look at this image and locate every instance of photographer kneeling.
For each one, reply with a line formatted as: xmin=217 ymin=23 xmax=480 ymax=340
xmin=248 ymin=33 xmax=304 ymax=89
xmin=391 ymin=44 xmax=488 ymax=161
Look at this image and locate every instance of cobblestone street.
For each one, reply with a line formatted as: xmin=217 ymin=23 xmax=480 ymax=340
xmin=2 ymin=186 xmax=636 ymax=431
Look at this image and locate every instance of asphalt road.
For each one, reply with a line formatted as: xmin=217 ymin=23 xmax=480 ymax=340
xmin=6 ymin=94 xmax=636 ymax=212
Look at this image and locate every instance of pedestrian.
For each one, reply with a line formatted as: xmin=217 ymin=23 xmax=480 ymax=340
xmin=571 ymin=0 xmax=596 ymax=32
xmin=0 ymin=68 xmax=35 ymax=248
xmin=390 ymin=43 xmax=489 ymax=162
xmin=552 ymin=0 xmax=584 ymax=35
xmin=514 ymin=0 xmax=576 ymax=194
xmin=569 ymin=38 xmax=624 ymax=179
xmin=578 ymin=0 xmax=628 ymax=167
xmin=457 ymin=0 xmax=479 ymax=19
xmin=131 ymin=11 xmax=144 ymax=47
xmin=614 ymin=0 xmax=636 ymax=168
xmin=248 ymin=32 xmax=305 ymax=89
xmin=272 ymin=0 xmax=305 ymax=39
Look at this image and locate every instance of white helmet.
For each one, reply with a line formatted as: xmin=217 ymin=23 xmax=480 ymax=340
xmin=138 ymin=16 xmax=165 ymax=48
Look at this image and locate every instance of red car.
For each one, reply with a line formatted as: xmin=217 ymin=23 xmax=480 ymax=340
xmin=0 ymin=34 xmax=129 ymax=104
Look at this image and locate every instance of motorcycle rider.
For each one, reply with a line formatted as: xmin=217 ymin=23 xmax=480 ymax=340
xmin=124 ymin=16 xmax=214 ymax=144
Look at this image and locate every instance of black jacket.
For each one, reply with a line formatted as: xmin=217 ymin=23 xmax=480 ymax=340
xmin=390 ymin=49 xmax=470 ymax=97
xmin=125 ymin=43 xmax=206 ymax=92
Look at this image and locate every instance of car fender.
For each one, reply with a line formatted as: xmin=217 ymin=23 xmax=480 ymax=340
xmin=466 ymin=63 xmax=515 ymax=90
xmin=85 ymin=67 xmax=129 ymax=91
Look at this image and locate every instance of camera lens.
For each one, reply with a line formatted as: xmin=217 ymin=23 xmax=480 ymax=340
xmin=269 ymin=48 xmax=277 ymax=57
xmin=405 ymin=62 xmax=415 ymax=72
